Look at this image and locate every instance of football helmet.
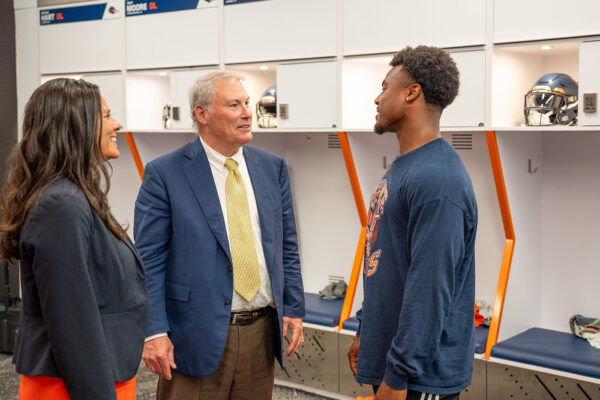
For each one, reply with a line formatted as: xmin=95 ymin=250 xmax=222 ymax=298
xmin=524 ymin=73 xmax=578 ymax=126
xmin=256 ymin=85 xmax=277 ymax=128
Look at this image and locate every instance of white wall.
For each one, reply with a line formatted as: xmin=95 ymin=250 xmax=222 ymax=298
xmin=14 ymin=7 xmax=39 ymax=139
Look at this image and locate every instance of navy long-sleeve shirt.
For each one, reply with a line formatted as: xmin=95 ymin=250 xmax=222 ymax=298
xmin=356 ymin=137 xmax=477 ymax=394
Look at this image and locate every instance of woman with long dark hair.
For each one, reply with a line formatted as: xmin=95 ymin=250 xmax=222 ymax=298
xmin=0 ymin=78 xmax=147 ymax=400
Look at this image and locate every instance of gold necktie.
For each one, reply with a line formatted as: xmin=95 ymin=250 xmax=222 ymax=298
xmin=224 ymin=158 xmax=261 ymax=301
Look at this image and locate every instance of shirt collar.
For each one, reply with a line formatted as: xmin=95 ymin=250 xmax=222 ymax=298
xmin=198 ymin=135 xmax=244 ymax=173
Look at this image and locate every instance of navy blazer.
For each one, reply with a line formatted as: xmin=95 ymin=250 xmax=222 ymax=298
xmin=134 ymin=137 xmax=305 ymax=377
xmin=14 ymin=179 xmax=148 ymax=400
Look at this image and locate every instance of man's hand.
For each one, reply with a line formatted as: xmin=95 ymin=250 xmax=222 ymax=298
xmin=142 ymin=336 xmax=177 ymax=380
xmin=375 ymin=381 xmax=407 ymax=400
xmin=282 ymin=316 xmax=304 ymax=356
xmin=348 ymin=336 xmax=360 ymax=376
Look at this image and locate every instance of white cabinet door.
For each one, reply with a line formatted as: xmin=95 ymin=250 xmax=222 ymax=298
xmin=276 ymin=61 xmax=338 ymax=129
xmin=169 ymin=68 xmax=218 ymax=130
xmin=126 ymin=7 xmax=219 ymax=69
xmin=343 ymin=0 xmax=486 ymax=56
xmin=495 ymin=0 xmax=600 ymax=43
xmin=39 ymin=1 xmax=124 ymax=74
xmin=441 ymin=50 xmax=486 ymax=128
xmin=579 ymin=41 xmax=600 ymax=126
xmin=224 ymin=0 xmax=336 ymax=63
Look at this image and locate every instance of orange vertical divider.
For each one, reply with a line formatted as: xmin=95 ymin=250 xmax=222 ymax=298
xmin=338 ymin=132 xmax=368 ymax=226
xmin=339 ymin=227 xmax=366 ymax=330
xmin=484 ymin=130 xmax=516 ymax=359
xmin=123 ymin=132 xmax=145 ymax=180
xmin=337 ymin=132 xmax=368 ymax=330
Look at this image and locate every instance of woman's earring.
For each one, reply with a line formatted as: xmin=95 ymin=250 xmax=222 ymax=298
xmin=406 ymin=97 xmax=410 ymax=102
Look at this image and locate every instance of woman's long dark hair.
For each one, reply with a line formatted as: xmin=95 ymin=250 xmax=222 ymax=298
xmin=0 ymin=78 xmax=126 ymax=261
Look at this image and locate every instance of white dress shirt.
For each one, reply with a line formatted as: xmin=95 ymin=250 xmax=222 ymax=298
xmin=199 ymin=136 xmax=274 ymax=312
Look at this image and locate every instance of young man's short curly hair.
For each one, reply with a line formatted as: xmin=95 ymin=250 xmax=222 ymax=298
xmin=390 ymin=45 xmax=459 ymax=110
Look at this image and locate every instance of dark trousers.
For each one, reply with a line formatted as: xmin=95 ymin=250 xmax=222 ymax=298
xmin=157 ymin=309 xmax=275 ymax=400
xmin=372 ymin=385 xmax=460 ymax=399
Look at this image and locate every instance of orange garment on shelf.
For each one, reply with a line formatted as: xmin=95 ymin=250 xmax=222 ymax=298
xmin=19 ymin=375 xmax=136 ymax=400
xmin=356 ymin=397 xmax=374 ymax=400
xmin=474 ymin=304 xmax=484 ymax=327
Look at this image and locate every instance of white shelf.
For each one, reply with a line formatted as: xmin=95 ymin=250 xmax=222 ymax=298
xmin=119 ymin=129 xmax=195 ymax=134
xmin=491 ymin=126 xmax=600 ymax=133
xmin=120 ymin=126 xmax=600 ymax=135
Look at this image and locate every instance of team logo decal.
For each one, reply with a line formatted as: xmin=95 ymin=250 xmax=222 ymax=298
xmin=364 ymin=178 xmax=388 ymax=277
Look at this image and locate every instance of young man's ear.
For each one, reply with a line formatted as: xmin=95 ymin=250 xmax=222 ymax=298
xmin=405 ymin=83 xmax=422 ymax=103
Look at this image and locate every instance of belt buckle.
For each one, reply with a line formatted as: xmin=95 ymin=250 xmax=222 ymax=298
xmin=231 ymin=313 xmax=242 ymax=325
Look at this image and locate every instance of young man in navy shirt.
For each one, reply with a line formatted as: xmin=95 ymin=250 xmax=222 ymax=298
xmin=348 ymin=46 xmax=478 ymax=400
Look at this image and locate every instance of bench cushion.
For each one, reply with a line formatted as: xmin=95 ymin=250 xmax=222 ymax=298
xmin=342 ymin=316 xmax=360 ymax=331
xmin=474 ymin=326 xmax=489 ymax=354
xmin=303 ymin=292 xmax=344 ymax=327
xmin=491 ymin=327 xmax=600 ymax=379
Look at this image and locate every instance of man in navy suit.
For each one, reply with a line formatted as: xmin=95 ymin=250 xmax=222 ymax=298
xmin=134 ymin=71 xmax=305 ymax=399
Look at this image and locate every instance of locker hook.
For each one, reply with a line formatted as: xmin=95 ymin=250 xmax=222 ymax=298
xmin=528 ymin=158 xmax=538 ymax=174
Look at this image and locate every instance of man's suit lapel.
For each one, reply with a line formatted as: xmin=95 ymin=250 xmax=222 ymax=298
xmin=182 ymin=138 xmax=232 ymax=262
xmin=245 ymin=148 xmax=275 ymax=269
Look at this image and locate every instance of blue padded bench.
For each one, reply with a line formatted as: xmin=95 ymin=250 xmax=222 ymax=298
xmin=474 ymin=326 xmax=489 ymax=354
xmin=491 ymin=327 xmax=600 ymax=379
xmin=303 ymin=292 xmax=344 ymax=327
xmin=342 ymin=316 xmax=359 ymax=331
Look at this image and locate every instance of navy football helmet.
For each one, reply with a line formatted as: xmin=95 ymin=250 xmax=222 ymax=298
xmin=524 ymin=73 xmax=578 ymax=126
xmin=256 ymin=85 xmax=277 ymax=128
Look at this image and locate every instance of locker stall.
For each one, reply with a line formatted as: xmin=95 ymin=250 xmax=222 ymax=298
xmin=485 ymin=36 xmax=600 ymax=397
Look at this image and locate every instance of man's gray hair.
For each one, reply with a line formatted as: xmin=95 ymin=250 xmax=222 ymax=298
xmin=189 ymin=70 xmax=245 ymax=132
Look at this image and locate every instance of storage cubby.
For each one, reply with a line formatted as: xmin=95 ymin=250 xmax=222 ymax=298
xmin=491 ymin=40 xmax=580 ymax=128
xmin=227 ymin=62 xmax=277 ymax=130
xmin=126 ymin=70 xmax=171 ymax=130
xmin=342 ymin=49 xmax=486 ymax=130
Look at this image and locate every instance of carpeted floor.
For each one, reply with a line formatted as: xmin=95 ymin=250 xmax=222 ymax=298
xmin=0 ymin=353 xmax=331 ymax=400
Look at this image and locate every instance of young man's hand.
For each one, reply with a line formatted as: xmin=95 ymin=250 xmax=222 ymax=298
xmin=348 ymin=336 xmax=360 ymax=376
xmin=374 ymin=382 xmax=407 ymax=400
